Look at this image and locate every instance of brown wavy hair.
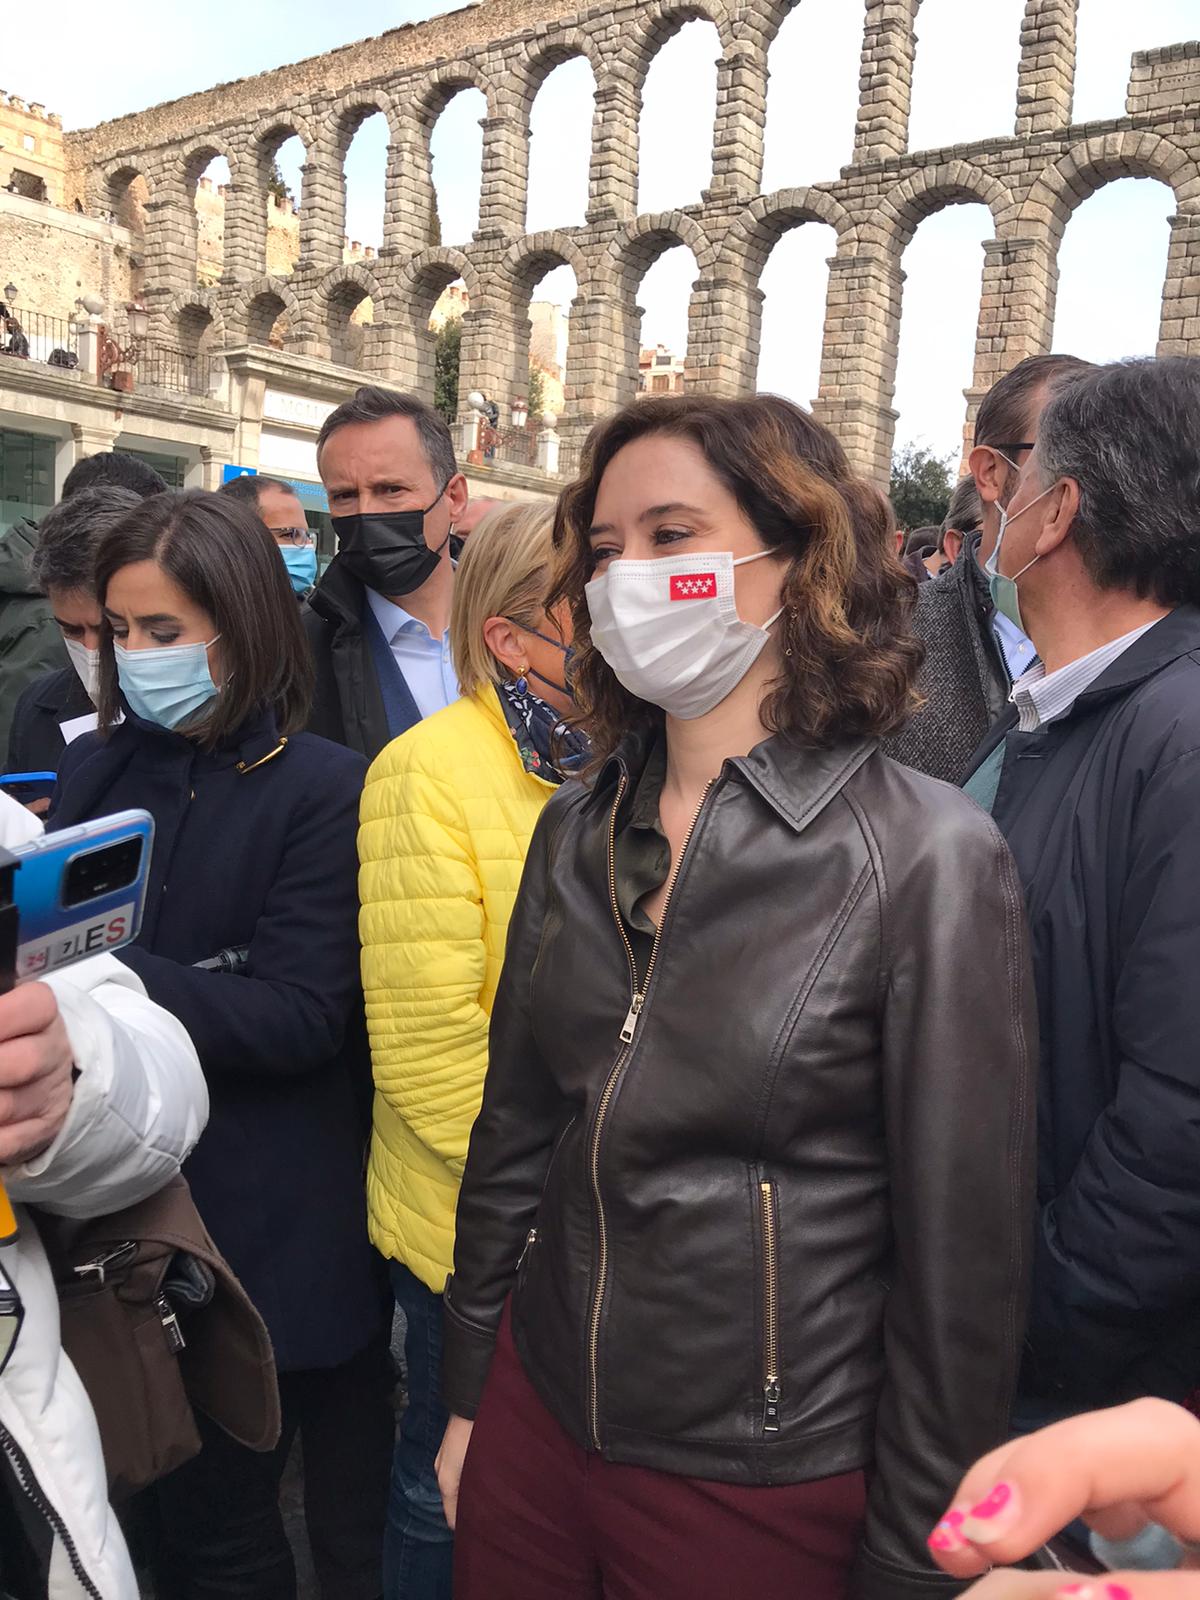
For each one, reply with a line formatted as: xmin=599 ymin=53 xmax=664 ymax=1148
xmin=550 ymin=394 xmax=922 ymax=757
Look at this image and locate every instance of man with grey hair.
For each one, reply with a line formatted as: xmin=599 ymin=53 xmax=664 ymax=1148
xmin=305 ymin=385 xmax=469 ymax=758
xmin=963 ymin=355 xmax=1200 ymax=1424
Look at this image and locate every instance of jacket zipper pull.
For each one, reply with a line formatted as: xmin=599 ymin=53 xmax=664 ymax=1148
xmin=619 ymin=992 xmax=644 ymax=1044
xmin=517 ymin=1227 xmax=538 ymax=1272
xmin=156 ymin=1293 xmax=186 ymax=1355
xmin=762 ymin=1379 xmax=781 ymax=1435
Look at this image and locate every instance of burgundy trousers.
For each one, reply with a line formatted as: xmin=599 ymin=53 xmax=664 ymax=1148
xmin=454 ymin=1308 xmax=865 ymax=1600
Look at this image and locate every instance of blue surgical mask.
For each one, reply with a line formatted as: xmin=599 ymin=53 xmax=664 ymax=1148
xmin=281 ymin=543 xmax=317 ymax=595
xmin=984 ymin=471 xmax=1059 ymax=635
xmin=115 ymin=636 xmax=221 ymax=730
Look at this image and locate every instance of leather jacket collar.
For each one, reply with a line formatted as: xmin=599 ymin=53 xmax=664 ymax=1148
xmin=590 ymin=727 xmax=878 ymax=836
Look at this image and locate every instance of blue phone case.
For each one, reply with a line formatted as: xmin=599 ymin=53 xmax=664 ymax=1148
xmin=8 ymin=810 xmax=154 ymax=981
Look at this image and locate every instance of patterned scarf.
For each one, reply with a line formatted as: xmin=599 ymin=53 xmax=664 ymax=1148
xmin=498 ymin=677 xmax=590 ymax=784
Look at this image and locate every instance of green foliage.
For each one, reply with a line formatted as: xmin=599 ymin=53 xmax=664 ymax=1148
xmin=527 ymin=363 xmax=546 ymax=422
xmin=267 ymin=160 xmax=292 ymax=205
xmin=889 ymin=443 xmax=955 ymax=531
xmin=434 ymin=317 xmax=462 ymax=422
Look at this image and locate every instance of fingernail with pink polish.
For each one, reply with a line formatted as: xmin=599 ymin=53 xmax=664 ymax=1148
xmin=1054 ymin=1586 xmax=1133 ymax=1600
xmin=960 ymin=1482 xmax=1018 ymax=1543
xmin=927 ymin=1508 xmax=966 ymax=1553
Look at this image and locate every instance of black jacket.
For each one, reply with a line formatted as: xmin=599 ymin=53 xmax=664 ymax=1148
xmin=50 ymin=706 xmax=383 ymax=1371
xmin=302 ymin=557 xmax=420 ymax=760
xmin=883 ymin=539 xmax=1010 ymax=783
xmin=7 ymin=665 xmax=94 ymax=773
xmin=967 ymin=606 xmax=1200 ymax=1408
xmin=444 ymin=732 xmax=1037 ymax=1599
xmin=0 ymin=518 xmax=67 ymax=758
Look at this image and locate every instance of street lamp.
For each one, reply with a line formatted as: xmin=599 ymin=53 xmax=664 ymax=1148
xmin=98 ymin=300 xmax=150 ymax=391
xmin=3 ymin=284 xmax=16 ymax=306
xmin=126 ymin=301 xmax=150 ymax=340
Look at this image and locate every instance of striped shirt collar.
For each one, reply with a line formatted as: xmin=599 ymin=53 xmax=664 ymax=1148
xmin=1010 ymin=620 xmax=1161 ymax=732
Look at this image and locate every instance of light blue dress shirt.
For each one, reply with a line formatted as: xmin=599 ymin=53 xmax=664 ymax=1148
xmin=366 ymin=586 xmax=459 ymax=722
xmin=991 ymin=608 xmax=1037 ymax=683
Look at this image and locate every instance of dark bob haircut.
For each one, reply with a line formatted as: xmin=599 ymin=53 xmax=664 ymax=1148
xmin=94 ymin=490 xmax=314 ymax=747
xmin=550 ymin=394 xmax=922 ymax=756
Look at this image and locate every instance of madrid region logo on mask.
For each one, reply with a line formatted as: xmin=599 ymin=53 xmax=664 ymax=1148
xmin=669 ymin=573 xmax=718 ymax=601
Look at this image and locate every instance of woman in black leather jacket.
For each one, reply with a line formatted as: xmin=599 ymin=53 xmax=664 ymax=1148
xmin=437 ymin=394 xmax=1038 ymax=1600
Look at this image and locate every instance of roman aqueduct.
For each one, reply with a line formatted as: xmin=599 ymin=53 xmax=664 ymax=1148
xmin=65 ymin=0 xmax=1200 ymax=480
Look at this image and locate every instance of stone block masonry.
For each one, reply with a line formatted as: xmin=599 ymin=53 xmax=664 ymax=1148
xmin=63 ymin=0 xmax=1200 ymax=483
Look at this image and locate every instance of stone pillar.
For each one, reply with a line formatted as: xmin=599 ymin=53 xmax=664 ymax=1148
xmin=853 ymin=0 xmax=921 ymax=166
xmin=140 ymin=173 xmax=197 ymax=325
xmin=963 ymin=234 xmax=1059 ymax=450
xmin=220 ymin=153 xmax=267 ymax=282
xmin=385 ymin=118 xmax=437 ymax=257
xmin=811 ymin=247 xmax=904 ymax=485
xmin=299 ymin=144 xmax=347 ymax=273
xmin=559 ymin=290 xmax=629 ymax=456
xmin=1158 ymin=210 xmax=1200 ymax=356
xmin=587 ymin=77 xmax=640 ymax=222
xmin=705 ymin=47 xmax=768 ymax=202
xmin=455 ymin=305 xmax=521 ymax=420
xmin=477 ymin=113 xmax=528 ymax=240
xmin=1015 ymin=0 xmax=1077 ymax=137
xmin=686 ymin=276 xmax=762 ymax=394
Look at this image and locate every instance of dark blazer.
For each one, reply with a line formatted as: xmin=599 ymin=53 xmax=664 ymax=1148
xmin=7 ymin=666 xmax=94 ymax=773
xmin=968 ymin=606 xmax=1200 ymax=1408
xmin=50 ymin=705 xmax=383 ymax=1371
xmin=303 ymin=557 xmax=421 ymax=761
xmin=883 ymin=537 xmax=1010 ymax=783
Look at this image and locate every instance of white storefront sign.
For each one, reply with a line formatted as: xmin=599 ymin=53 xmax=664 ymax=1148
xmin=259 ymin=428 xmax=321 ymax=481
xmin=262 ymin=389 xmax=337 ymax=431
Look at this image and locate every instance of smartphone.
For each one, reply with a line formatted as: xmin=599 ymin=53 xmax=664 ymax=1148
xmin=2 ymin=810 xmax=154 ymax=988
xmin=0 ymin=772 xmax=58 ymax=808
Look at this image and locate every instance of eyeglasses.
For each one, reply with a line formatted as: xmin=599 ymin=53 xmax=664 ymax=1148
xmin=0 ymin=1261 xmax=23 ymax=1379
xmin=273 ymin=527 xmax=315 ymax=548
xmin=992 ymin=442 xmax=1035 ymax=459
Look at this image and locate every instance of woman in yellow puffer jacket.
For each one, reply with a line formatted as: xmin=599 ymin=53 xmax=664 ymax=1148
xmin=358 ymin=501 xmax=587 ymax=1595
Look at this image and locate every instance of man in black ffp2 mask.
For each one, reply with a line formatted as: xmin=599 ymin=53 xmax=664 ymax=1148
xmin=302 ymin=386 xmax=470 ymax=760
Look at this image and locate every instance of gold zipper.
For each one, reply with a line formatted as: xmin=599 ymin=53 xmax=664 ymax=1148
xmin=759 ymin=1179 xmax=781 ymax=1434
xmin=586 ymin=773 xmax=715 ymax=1449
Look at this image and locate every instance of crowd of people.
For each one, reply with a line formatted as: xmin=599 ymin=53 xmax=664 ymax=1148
xmin=0 ymin=350 xmax=1198 ymax=1600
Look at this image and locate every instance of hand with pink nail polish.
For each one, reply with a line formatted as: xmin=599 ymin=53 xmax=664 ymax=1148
xmin=923 ymin=1400 xmax=1200 ymax=1596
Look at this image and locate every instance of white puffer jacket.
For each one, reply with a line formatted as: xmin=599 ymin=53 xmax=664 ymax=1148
xmin=0 ymin=795 xmax=208 ymax=1598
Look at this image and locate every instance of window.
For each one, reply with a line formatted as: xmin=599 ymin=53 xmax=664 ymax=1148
xmin=655 ymin=353 xmax=672 ymax=366
xmin=0 ymin=427 xmax=55 ymax=533
xmin=21 ymin=134 xmax=35 ymax=153
xmin=9 ymin=170 xmax=47 ymax=201
xmin=120 ymin=448 xmax=188 ymax=489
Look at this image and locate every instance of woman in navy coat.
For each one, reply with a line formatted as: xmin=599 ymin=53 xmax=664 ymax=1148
xmin=50 ymin=489 xmax=392 ymax=1600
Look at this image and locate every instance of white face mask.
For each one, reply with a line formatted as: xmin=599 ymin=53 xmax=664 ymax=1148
xmin=585 ymin=549 xmax=782 ymax=720
xmin=64 ymin=636 xmax=101 ymax=704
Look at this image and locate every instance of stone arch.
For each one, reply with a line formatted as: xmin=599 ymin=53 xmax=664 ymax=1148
xmin=415 ymin=60 xmax=497 ymax=130
xmin=501 ymin=231 xmax=592 ymax=301
xmin=323 ymin=89 xmax=402 ymax=155
xmin=99 ymin=159 xmax=152 ymax=231
xmin=612 ymin=210 xmax=717 ymax=285
xmin=869 ymin=162 xmax=1019 ymax=254
xmin=228 ymin=274 xmax=302 ymax=346
xmin=248 ymin=110 xmax=319 ymax=161
xmin=720 ymin=187 xmax=855 ymax=281
xmin=180 ymin=139 xmax=234 ymax=189
xmin=504 ymin=29 xmax=608 ymax=113
xmin=1020 ymin=133 xmax=1200 ymax=247
xmin=397 ymin=246 xmax=482 ymax=307
xmin=317 ymin=262 xmax=386 ymax=370
xmin=395 ymin=248 xmax=475 ymax=401
xmin=626 ymin=0 xmax=738 ymax=77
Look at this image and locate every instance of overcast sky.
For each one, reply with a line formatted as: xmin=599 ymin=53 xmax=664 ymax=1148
xmin=11 ymin=0 xmax=1197 ymax=459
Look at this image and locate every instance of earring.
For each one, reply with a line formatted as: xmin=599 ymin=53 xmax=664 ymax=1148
xmin=514 ymin=666 xmax=529 ymax=695
xmin=784 ymin=607 xmax=797 ymax=659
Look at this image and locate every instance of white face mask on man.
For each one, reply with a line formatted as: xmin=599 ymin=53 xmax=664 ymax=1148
xmin=63 ymin=636 xmax=101 ymax=705
xmin=584 ymin=549 xmax=782 ymax=720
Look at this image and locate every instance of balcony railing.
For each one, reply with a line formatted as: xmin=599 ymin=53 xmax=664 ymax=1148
xmin=1 ymin=308 xmax=79 ymax=368
xmin=131 ymin=343 xmax=214 ymax=398
xmin=478 ymin=421 xmax=539 ymax=469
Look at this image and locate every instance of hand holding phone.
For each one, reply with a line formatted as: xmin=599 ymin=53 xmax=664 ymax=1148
xmin=0 ymin=982 xmax=73 ymax=1167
